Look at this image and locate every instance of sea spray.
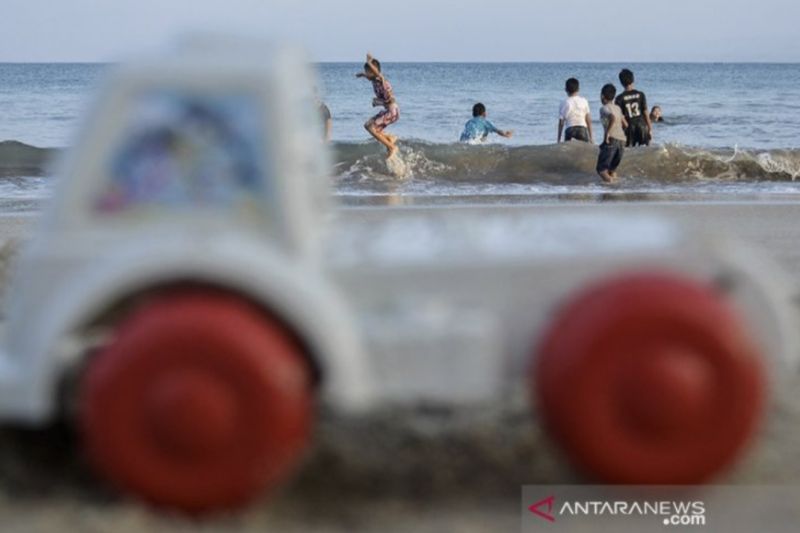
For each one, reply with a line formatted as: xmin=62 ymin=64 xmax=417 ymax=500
xmin=334 ymin=141 xmax=800 ymax=185
xmin=4 ymin=138 xmax=800 ymax=186
xmin=385 ymin=154 xmax=410 ymax=178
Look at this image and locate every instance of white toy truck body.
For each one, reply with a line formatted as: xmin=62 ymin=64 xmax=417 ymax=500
xmin=0 ymin=39 xmax=796 ymax=511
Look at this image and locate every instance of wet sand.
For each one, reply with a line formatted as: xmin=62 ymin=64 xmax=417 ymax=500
xmin=0 ymin=201 xmax=797 ymax=532
xmin=0 ymin=214 xmax=35 ymax=242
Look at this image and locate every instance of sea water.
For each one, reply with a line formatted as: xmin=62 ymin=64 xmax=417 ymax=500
xmin=2 ymin=62 xmax=800 ymax=207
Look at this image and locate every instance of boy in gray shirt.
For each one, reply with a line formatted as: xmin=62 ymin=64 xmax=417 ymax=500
xmin=597 ymin=84 xmax=628 ymax=183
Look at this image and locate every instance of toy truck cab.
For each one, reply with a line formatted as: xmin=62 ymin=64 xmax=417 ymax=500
xmin=0 ymin=39 xmax=797 ymax=513
xmin=0 ymin=40 xmax=373 ymax=510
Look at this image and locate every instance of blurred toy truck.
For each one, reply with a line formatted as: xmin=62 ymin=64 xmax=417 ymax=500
xmin=0 ymin=38 xmax=797 ymax=512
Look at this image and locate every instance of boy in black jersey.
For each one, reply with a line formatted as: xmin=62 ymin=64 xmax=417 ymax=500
xmin=615 ymin=69 xmax=653 ymax=147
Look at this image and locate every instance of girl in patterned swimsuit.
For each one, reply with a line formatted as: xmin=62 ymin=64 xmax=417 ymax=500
xmin=356 ymin=53 xmax=400 ymax=159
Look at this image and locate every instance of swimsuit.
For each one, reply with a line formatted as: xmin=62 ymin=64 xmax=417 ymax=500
xmin=371 ymin=107 xmax=400 ymax=131
xmin=368 ymin=78 xmax=399 ymax=131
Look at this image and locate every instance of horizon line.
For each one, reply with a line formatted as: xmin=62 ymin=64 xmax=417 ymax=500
xmin=1 ymin=60 xmax=799 ymax=65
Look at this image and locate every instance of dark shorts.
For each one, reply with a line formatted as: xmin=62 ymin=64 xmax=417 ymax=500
xmin=565 ymin=126 xmax=590 ymax=143
xmin=625 ymin=119 xmax=651 ymax=147
xmin=367 ymin=106 xmax=400 ymax=132
xmin=596 ymin=139 xmax=625 ymax=173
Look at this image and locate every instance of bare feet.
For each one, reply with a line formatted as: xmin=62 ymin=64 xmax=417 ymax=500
xmin=609 ymin=171 xmax=618 ymax=179
xmin=599 ymin=171 xmax=617 ymax=184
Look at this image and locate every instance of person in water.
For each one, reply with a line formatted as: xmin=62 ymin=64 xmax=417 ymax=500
xmin=316 ymin=95 xmax=332 ymax=143
xmin=650 ymin=105 xmax=664 ymax=123
xmin=615 ymin=69 xmax=653 ymax=147
xmin=597 ymin=84 xmax=628 ymax=184
xmin=356 ymin=53 xmax=400 ymax=158
xmin=558 ymin=78 xmax=594 ymax=143
xmin=460 ymin=103 xmax=514 ymax=143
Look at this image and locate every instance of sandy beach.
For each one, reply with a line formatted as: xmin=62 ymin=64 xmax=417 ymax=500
xmin=1 ymin=0 xmax=797 ymax=528
xmin=0 ymin=201 xmax=797 ymax=531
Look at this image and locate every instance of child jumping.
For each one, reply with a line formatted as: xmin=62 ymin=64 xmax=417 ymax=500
xmin=597 ymin=84 xmax=628 ymax=183
xmin=356 ymin=53 xmax=400 ymax=159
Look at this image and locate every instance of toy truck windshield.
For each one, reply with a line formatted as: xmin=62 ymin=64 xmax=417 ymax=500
xmin=94 ymin=90 xmax=268 ymax=218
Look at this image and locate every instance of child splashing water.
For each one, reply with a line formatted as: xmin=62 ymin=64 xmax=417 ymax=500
xmin=357 ymin=53 xmax=400 ymax=159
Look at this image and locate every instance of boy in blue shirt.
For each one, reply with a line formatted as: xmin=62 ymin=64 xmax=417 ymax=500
xmin=460 ymin=103 xmax=513 ymax=143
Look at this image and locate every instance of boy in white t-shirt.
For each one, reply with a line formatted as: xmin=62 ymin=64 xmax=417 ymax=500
xmin=557 ymin=78 xmax=594 ymax=144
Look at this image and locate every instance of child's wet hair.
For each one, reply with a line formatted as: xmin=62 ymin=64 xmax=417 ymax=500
xmin=472 ymin=103 xmax=486 ymax=117
xmin=565 ymin=78 xmax=580 ymax=95
xmin=601 ymin=84 xmax=617 ymax=101
xmin=365 ymin=59 xmax=381 ymax=73
xmin=618 ymin=69 xmax=634 ymax=87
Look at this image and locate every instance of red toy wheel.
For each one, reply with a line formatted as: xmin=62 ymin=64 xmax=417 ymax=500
xmin=534 ymin=272 xmax=765 ymax=484
xmin=80 ymin=290 xmax=314 ymax=512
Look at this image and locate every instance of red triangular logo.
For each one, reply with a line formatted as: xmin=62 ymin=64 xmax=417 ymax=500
xmin=529 ymin=495 xmax=556 ymax=522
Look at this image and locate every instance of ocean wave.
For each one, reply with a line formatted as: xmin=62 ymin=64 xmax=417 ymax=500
xmin=0 ymin=141 xmax=57 ymax=177
xmin=333 ymin=141 xmax=800 ymax=185
xmin=3 ymin=139 xmax=800 ymax=186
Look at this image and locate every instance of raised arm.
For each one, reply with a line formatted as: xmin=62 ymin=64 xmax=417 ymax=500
xmin=365 ymin=53 xmax=384 ymax=80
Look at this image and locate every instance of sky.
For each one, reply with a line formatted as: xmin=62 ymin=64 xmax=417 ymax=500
xmin=0 ymin=0 xmax=797 ymax=63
